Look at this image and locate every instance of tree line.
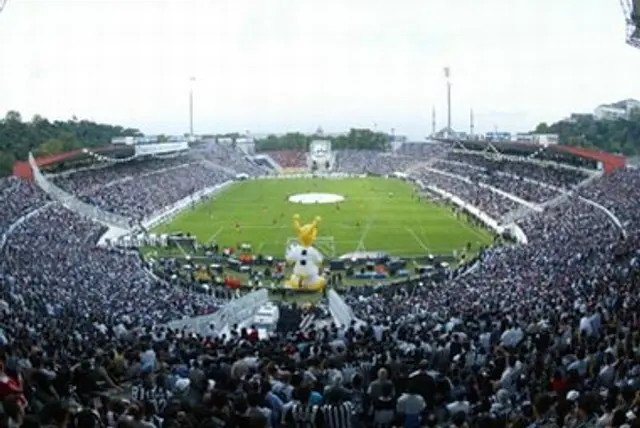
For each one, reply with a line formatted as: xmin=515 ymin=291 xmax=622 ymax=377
xmin=532 ymin=110 xmax=640 ymax=156
xmin=0 ymin=110 xmax=141 ymax=177
xmin=255 ymin=128 xmax=392 ymax=152
xmin=3 ymin=107 xmax=640 ymax=177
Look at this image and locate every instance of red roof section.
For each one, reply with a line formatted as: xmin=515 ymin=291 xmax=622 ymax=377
xmin=12 ymin=145 xmax=135 ymax=181
xmin=555 ymin=145 xmax=626 ymax=173
xmin=31 ymin=150 xmax=84 ymax=167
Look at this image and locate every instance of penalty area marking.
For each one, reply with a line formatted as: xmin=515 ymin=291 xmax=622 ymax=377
xmin=405 ymin=226 xmax=430 ymax=252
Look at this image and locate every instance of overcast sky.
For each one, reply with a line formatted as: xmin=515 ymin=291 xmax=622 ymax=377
xmin=1 ymin=0 xmax=639 ymax=138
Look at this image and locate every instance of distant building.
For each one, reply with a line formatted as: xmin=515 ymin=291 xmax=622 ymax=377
xmin=594 ymin=98 xmax=640 ymax=120
xmin=594 ymin=105 xmax=628 ymax=120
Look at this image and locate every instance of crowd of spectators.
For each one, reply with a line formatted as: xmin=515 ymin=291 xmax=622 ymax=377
xmin=50 ymin=145 xmax=263 ymax=221
xmin=0 ymin=178 xmax=50 ymax=233
xmin=80 ymin=162 xmax=231 ymax=220
xmin=265 ymin=151 xmax=308 ymax=169
xmin=0 ymin=145 xmax=639 ymax=428
xmin=444 ymin=152 xmax=591 ymax=189
xmin=429 ymin=161 xmax=559 ymax=204
xmin=334 ymin=150 xmax=421 ymax=175
xmin=195 ymin=144 xmax=264 ymax=176
xmin=395 ymin=143 xmax=450 ymax=159
xmin=51 ymin=157 xmax=194 ymax=197
xmin=410 ymin=168 xmax=521 ymax=219
xmin=579 ymin=168 xmax=640 ymax=233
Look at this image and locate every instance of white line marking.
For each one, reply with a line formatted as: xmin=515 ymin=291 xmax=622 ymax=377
xmin=207 ymin=226 xmax=225 ymax=243
xmin=355 ymin=220 xmax=373 ymax=252
xmin=405 ymin=226 xmax=430 ymax=251
xmin=256 ymin=242 xmax=265 ymax=253
xmin=457 ymin=220 xmax=489 ymax=243
xmin=174 ymin=241 xmax=190 ymax=257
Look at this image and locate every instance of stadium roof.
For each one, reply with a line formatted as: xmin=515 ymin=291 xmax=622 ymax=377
xmin=13 ymin=145 xmax=135 ymax=180
xmin=439 ymin=138 xmax=626 ymax=173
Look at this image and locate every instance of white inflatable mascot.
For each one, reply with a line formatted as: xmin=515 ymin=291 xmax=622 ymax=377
xmin=285 ymin=214 xmax=326 ymax=292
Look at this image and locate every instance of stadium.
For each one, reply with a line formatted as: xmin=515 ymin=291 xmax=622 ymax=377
xmin=2 ymin=1 xmax=640 ymax=427
xmin=3 ymin=126 xmax=640 ymax=424
xmin=4 ymin=138 xmax=633 ymax=317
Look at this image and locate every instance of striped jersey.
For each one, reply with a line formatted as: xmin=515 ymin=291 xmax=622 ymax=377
xmin=285 ymin=403 xmax=323 ymax=428
xmin=321 ymin=402 xmax=352 ymax=428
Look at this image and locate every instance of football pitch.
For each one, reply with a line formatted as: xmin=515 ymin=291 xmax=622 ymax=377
xmin=152 ymin=177 xmax=494 ymax=258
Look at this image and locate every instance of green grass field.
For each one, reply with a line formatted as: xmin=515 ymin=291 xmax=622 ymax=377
xmin=152 ymin=177 xmax=493 ymax=258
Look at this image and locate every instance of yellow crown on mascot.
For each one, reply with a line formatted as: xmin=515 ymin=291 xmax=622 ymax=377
xmin=284 ymin=214 xmax=326 ymax=292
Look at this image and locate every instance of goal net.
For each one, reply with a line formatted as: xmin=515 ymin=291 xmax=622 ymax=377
xmin=286 ymin=237 xmax=336 ymax=258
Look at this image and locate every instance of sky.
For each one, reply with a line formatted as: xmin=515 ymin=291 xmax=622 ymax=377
xmin=1 ymin=0 xmax=639 ymax=139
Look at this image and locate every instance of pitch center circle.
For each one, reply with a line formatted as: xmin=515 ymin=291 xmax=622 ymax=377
xmin=288 ymin=193 xmax=345 ymax=204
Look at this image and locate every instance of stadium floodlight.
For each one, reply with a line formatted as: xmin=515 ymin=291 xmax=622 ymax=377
xmin=620 ymin=0 xmax=640 ymax=49
xmin=189 ymin=76 xmax=196 ymax=136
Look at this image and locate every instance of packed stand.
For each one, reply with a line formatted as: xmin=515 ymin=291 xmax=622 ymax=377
xmin=334 ymin=150 xmax=421 ymax=175
xmin=395 ymin=142 xmax=450 ymax=159
xmin=1 ymin=204 xmax=226 ymax=326
xmin=266 ymin=150 xmax=308 ymax=169
xmin=77 ymin=162 xmax=231 ymax=220
xmin=0 ymin=178 xmax=50 ymax=234
xmin=51 ymin=156 xmax=193 ymax=196
xmin=340 ymin=195 xmax=638 ymax=427
xmin=196 ymin=143 xmax=264 ymax=176
xmin=411 ymin=168 xmax=520 ymax=218
xmin=445 ymin=151 xmax=591 ymax=189
xmin=1 ymin=159 xmax=639 ymax=428
xmin=579 ymin=167 xmax=640 ymax=233
xmin=430 ymin=161 xmax=559 ymax=204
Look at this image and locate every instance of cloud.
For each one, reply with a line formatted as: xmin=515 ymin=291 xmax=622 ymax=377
xmin=0 ymin=0 xmax=639 ymax=138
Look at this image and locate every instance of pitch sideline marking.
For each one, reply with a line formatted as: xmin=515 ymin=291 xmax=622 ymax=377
xmin=457 ymin=218 xmax=490 ymax=243
xmin=207 ymin=226 xmax=225 ymax=243
xmin=354 ymin=219 xmax=373 ymax=253
xmin=174 ymin=241 xmax=190 ymax=258
xmin=405 ymin=226 xmax=430 ymax=252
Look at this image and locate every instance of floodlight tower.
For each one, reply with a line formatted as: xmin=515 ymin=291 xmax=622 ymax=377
xmin=431 ymin=106 xmax=436 ymax=137
xmin=444 ymin=67 xmax=452 ymax=136
xmin=620 ymin=0 xmax=640 ymax=49
xmin=470 ymin=108 xmax=475 ymax=138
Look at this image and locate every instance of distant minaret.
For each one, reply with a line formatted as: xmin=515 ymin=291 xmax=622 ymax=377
xmin=444 ymin=67 xmax=452 ymax=133
xmin=470 ymin=108 xmax=475 ymax=137
xmin=431 ymin=106 xmax=436 ymax=136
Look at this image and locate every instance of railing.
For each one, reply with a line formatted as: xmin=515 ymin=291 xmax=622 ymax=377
xmin=161 ymin=289 xmax=269 ymax=337
xmin=327 ymin=289 xmax=363 ymax=328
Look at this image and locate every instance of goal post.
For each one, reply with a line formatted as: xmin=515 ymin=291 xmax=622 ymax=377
xmin=286 ymin=237 xmax=336 ymax=258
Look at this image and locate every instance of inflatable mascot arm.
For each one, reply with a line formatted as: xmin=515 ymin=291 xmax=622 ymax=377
xmin=285 ymin=214 xmax=326 ymax=291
